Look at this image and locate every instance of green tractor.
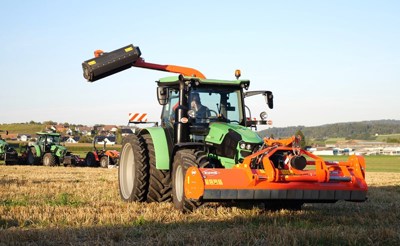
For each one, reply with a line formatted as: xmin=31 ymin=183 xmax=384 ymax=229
xmin=82 ymin=45 xmax=273 ymax=210
xmin=82 ymin=44 xmax=367 ymax=212
xmin=26 ymin=132 xmax=74 ymax=166
xmin=0 ymin=132 xmax=19 ymax=165
xmin=0 ymin=138 xmax=9 ymax=161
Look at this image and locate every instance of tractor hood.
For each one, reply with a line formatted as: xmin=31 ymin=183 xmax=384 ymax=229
xmin=205 ymin=122 xmax=263 ymax=145
xmin=50 ymin=145 xmax=67 ymax=157
xmin=204 ymin=122 xmax=263 ymax=168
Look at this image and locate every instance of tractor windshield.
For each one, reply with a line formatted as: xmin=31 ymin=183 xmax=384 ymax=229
xmin=189 ymin=88 xmax=242 ymax=124
xmin=38 ymin=135 xmax=61 ymax=145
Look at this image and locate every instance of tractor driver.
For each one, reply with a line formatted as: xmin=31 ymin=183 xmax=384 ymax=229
xmin=190 ymin=93 xmax=210 ymax=120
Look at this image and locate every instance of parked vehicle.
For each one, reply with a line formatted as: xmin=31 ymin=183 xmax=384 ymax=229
xmin=26 ymin=132 xmax=80 ymax=166
xmin=85 ymin=136 xmax=120 ymax=168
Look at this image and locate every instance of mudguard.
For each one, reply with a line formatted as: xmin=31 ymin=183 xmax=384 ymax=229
xmin=141 ymin=128 xmax=170 ymax=170
xmin=32 ymin=145 xmax=42 ymax=157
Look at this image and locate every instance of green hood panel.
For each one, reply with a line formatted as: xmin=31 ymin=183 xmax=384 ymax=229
xmin=205 ymin=123 xmax=262 ymax=144
xmin=50 ymin=145 xmax=67 ymax=157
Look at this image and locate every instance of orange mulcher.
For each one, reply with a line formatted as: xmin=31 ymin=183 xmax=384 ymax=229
xmin=185 ymin=136 xmax=367 ymax=206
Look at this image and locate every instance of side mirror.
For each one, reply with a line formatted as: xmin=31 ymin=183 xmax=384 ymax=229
xmin=265 ymin=91 xmax=273 ymax=109
xmin=157 ymin=87 xmax=169 ymax=105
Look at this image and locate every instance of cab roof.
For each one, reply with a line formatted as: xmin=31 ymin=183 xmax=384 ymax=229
xmin=157 ymin=75 xmax=250 ymax=89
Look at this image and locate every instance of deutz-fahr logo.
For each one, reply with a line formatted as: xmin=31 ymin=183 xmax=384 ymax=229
xmin=202 ymin=170 xmax=219 ymax=176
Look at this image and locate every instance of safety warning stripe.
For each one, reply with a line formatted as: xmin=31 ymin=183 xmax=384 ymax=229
xmin=129 ymin=113 xmax=148 ymax=122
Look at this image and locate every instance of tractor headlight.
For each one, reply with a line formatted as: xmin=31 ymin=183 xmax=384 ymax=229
xmin=239 ymin=141 xmax=252 ymax=150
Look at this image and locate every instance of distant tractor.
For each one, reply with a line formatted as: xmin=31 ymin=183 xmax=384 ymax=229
xmin=85 ymin=136 xmax=120 ymax=168
xmin=0 ymin=132 xmax=19 ymax=165
xmin=26 ymin=132 xmax=78 ymax=166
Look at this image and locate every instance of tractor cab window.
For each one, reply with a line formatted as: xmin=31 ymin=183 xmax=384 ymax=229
xmin=161 ymin=89 xmax=179 ymax=126
xmin=38 ymin=135 xmax=60 ymax=145
xmin=188 ymin=89 xmax=242 ymax=124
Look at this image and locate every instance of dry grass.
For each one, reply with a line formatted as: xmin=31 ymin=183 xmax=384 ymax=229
xmin=0 ymin=166 xmax=399 ymax=245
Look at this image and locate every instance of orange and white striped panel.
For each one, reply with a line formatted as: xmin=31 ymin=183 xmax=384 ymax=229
xmin=129 ymin=113 xmax=148 ymax=122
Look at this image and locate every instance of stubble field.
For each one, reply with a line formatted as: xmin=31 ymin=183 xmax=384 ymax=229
xmin=0 ymin=159 xmax=399 ymax=245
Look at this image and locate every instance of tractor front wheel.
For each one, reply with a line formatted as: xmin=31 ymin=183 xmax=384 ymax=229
xmin=100 ymin=156 xmax=109 ymax=168
xmin=85 ymin=152 xmax=98 ymax=167
xmin=43 ymin=153 xmax=56 ymax=166
xmin=172 ymin=149 xmax=202 ymax=213
xmin=118 ymin=134 xmax=149 ymax=202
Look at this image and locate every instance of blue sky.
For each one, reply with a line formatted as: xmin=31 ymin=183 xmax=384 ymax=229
xmin=0 ymin=1 xmax=399 ymax=127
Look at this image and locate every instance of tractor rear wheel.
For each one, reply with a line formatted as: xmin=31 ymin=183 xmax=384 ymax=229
xmin=85 ymin=152 xmax=98 ymax=167
xmin=4 ymin=151 xmax=16 ymax=165
xmin=143 ymin=134 xmax=171 ymax=202
xmin=43 ymin=153 xmax=56 ymax=166
xmin=27 ymin=147 xmax=39 ymax=165
xmin=172 ymin=149 xmax=202 ymax=213
xmin=118 ymin=134 xmax=149 ymax=202
xmin=100 ymin=156 xmax=109 ymax=168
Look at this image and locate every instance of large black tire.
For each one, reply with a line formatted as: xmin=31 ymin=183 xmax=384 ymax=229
xmin=172 ymin=149 xmax=202 ymax=213
xmin=43 ymin=153 xmax=56 ymax=166
xmin=118 ymin=134 xmax=149 ymax=202
xmin=85 ymin=152 xmax=98 ymax=167
xmin=100 ymin=156 xmax=109 ymax=168
xmin=142 ymin=134 xmax=172 ymax=203
xmin=4 ymin=151 xmax=16 ymax=165
xmin=27 ymin=147 xmax=39 ymax=165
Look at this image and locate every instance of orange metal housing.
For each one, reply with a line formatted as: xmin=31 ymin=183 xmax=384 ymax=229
xmin=185 ymin=138 xmax=368 ymax=203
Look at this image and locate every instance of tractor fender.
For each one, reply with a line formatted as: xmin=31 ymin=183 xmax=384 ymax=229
xmin=93 ymin=151 xmax=100 ymax=161
xmin=31 ymin=145 xmax=41 ymax=157
xmin=139 ymin=127 xmax=170 ymax=170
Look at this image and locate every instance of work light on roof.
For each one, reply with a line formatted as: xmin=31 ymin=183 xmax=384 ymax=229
xmin=235 ymin=69 xmax=241 ymax=79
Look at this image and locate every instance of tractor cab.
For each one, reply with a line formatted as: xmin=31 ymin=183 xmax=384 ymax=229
xmin=157 ymin=75 xmax=274 ymax=168
xmin=37 ymin=132 xmax=61 ymax=152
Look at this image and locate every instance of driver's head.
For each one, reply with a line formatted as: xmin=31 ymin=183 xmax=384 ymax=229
xmin=191 ymin=93 xmax=201 ymax=104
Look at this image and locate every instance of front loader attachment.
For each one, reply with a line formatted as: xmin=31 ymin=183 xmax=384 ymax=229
xmin=185 ymin=136 xmax=368 ymax=203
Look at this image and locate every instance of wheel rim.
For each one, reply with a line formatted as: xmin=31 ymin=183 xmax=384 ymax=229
xmin=44 ymin=156 xmax=49 ymax=165
xmin=101 ymin=158 xmax=107 ymax=167
xmin=175 ymin=165 xmax=183 ymax=202
xmin=120 ymin=143 xmax=134 ymax=199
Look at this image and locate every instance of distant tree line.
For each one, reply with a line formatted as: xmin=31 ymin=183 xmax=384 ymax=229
xmin=260 ymin=120 xmax=400 ymax=142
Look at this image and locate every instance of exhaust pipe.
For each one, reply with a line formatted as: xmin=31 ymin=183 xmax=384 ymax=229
xmin=82 ymin=44 xmax=141 ymax=82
